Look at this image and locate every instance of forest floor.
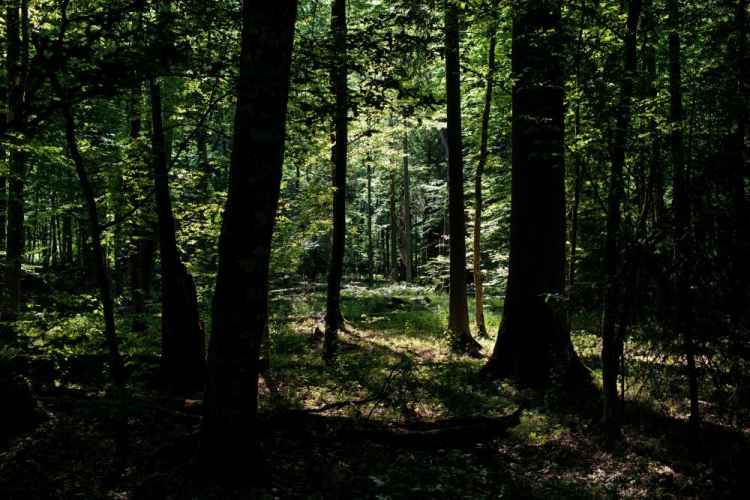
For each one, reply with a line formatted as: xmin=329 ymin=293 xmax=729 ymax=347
xmin=0 ymin=281 xmax=748 ymax=499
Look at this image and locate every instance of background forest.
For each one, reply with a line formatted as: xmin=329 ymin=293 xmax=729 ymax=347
xmin=0 ymin=0 xmax=748 ymax=498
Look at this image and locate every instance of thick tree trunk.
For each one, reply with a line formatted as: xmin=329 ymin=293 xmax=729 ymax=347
xmin=196 ymin=0 xmax=296 ymax=485
xmin=2 ymin=0 xmax=27 ymax=325
xmin=445 ymin=1 xmax=480 ymax=353
xmin=473 ymin=13 xmax=497 ymax=339
xmin=402 ymin=131 xmax=413 ymax=283
xmin=600 ymin=0 xmax=642 ymax=436
xmin=667 ymin=0 xmax=699 ymax=462
xmin=481 ymin=0 xmax=583 ymax=381
xmin=322 ymin=0 xmax=348 ymax=362
xmin=50 ymin=73 xmax=129 ymax=456
xmin=149 ymin=78 xmax=206 ymax=395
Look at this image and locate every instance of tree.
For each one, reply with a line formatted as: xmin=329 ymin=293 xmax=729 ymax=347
xmin=444 ymin=0 xmax=480 ymax=353
xmin=600 ymin=0 xmax=642 ymax=436
xmin=402 ymin=130 xmax=413 ymax=283
xmin=2 ymin=0 xmax=28 ymax=325
xmin=472 ymin=8 xmax=498 ymax=339
xmin=196 ymin=0 xmax=297 ymax=484
xmin=480 ymin=0 xmax=583 ymax=381
xmin=322 ymin=0 xmax=348 ymax=362
xmin=149 ymin=77 xmax=206 ymax=395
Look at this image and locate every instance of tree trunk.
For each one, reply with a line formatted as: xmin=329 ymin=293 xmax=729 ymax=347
xmin=445 ymin=1 xmax=480 ymax=353
xmin=196 ymin=0 xmax=297 ymax=485
xmin=389 ymin=169 xmax=399 ymax=282
xmin=667 ymin=0 xmax=699 ymax=462
xmin=481 ymin=0 xmax=583 ymax=381
xmin=322 ymin=0 xmax=348 ymax=362
xmin=2 ymin=0 xmax=28 ymax=325
xmin=367 ymin=160 xmax=374 ymax=286
xmin=473 ymin=12 xmax=497 ymax=339
xmin=600 ymin=0 xmax=642 ymax=436
xmin=149 ymin=78 xmax=206 ymax=395
xmin=402 ymin=130 xmax=413 ymax=283
xmin=50 ymin=73 xmax=129 ymax=456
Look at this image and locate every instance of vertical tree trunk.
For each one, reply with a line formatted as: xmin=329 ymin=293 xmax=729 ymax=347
xmin=196 ymin=0 xmax=297 ymax=484
xmin=2 ymin=0 xmax=28 ymax=325
xmin=667 ymin=0 xmax=699 ymax=462
xmin=149 ymin=78 xmax=206 ymax=395
xmin=389 ymin=169 xmax=399 ymax=281
xmin=367 ymin=160 xmax=374 ymax=286
xmin=50 ymin=73 xmax=129 ymax=456
xmin=600 ymin=0 xmax=642 ymax=437
xmin=445 ymin=1 xmax=480 ymax=353
xmin=322 ymin=0 xmax=348 ymax=362
xmin=402 ymin=130 xmax=413 ymax=283
xmin=481 ymin=0 xmax=583 ymax=381
xmin=473 ymin=11 xmax=498 ymax=339
xmin=567 ymin=0 xmax=585 ymax=336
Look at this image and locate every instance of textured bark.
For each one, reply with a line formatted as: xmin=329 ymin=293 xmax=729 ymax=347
xmin=402 ymin=131 xmax=413 ymax=283
xmin=473 ymin=14 xmax=497 ymax=339
xmin=2 ymin=0 xmax=27 ymax=324
xmin=196 ymin=0 xmax=296 ymax=484
xmin=322 ymin=0 xmax=348 ymax=362
xmin=150 ymin=78 xmax=206 ymax=395
xmin=600 ymin=0 xmax=642 ymax=436
xmin=445 ymin=1 xmax=479 ymax=353
xmin=481 ymin=0 xmax=583 ymax=382
xmin=50 ymin=73 xmax=129 ymax=455
xmin=668 ymin=0 xmax=700 ymax=462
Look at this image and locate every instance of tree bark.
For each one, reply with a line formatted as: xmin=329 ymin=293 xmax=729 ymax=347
xmin=322 ymin=0 xmax=348 ymax=362
xmin=599 ymin=0 xmax=642 ymax=437
xmin=196 ymin=0 xmax=296 ymax=485
xmin=481 ymin=0 xmax=583 ymax=381
xmin=473 ymin=12 xmax=497 ymax=339
xmin=149 ymin=78 xmax=206 ymax=395
xmin=445 ymin=1 xmax=480 ymax=353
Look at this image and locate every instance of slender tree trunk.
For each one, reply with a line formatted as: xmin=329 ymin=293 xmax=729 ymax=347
xmin=367 ymin=160 xmax=374 ymax=286
xmin=196 ymin=0 xmax=297 ymax=485
xmin=473 ymin=11 xmax=498 ymax=339
xmin=445 ymin=1 xmax=480 ymax=353
xmin=149 ymin=78 xmax=206 ymax=395
xmin=667 ymin=0 xmax=699 ymax=462
xmin=600 ymin=0 xmax=642 ymax=437
xmin=322 ymin=0 xmax=348 ymax=362
xmin=50 ymin=73 xmax=129 ymax=456
xmin=402 ymin=130 xmax=413 ymax=283
xmin=389 ymin=169 xmax=399 ymax=282
xmin=2 ymin=0 xmax=28 ymax=325
xmin=567 ymin=0 xmax=586 ymax=336
xmin=481 ymin=0 xmax=584 ymax=381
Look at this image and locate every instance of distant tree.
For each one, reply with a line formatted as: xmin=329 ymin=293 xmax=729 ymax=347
xmin=481 ymin=0 xmax=585 ymax=381
xmin=196 ymin=0 xmax=297 ymax=484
